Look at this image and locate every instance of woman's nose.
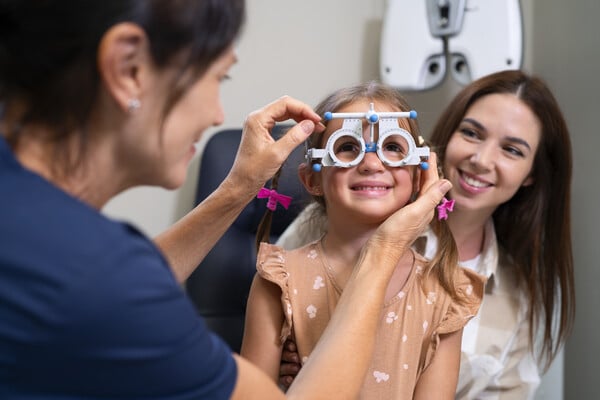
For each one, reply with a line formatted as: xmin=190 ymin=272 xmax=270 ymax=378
xmin=469 ymin=142 xmax=495 ymax=171
xmin=212 ymin=101 xmax=225 ymax=126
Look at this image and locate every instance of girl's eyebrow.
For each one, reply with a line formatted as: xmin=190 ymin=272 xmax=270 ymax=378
xmin=462 ymin=117 xmax=532 ymax=151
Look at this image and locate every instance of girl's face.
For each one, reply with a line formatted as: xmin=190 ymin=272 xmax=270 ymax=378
xmin=305 ymin=99 xmax=418 ymax=227
xmin=444 ymin=93 xmax=541 ymax=216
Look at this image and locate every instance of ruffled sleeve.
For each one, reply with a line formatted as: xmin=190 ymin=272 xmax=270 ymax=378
xmin=437 ymin=267 xmax=486 ymax=335
xmin=422 ymin=267 xmax=486 ymax=369
xmin=256 ymin=242 xmax=293 ymax=344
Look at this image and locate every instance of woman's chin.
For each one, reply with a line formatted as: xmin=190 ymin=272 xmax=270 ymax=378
xmin=161 ymin=168 xmax=188 ymax=190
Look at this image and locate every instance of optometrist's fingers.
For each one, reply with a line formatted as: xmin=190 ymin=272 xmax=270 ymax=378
xmin=247 ymin=95 xmax=324 ymax=129
xmin=418 ymin=152 xmax=441 ymax=196
xmin=228 ymin=96 xmax=325 ymax=197
xmin=244 ymin=96 xmax=326 ymax=166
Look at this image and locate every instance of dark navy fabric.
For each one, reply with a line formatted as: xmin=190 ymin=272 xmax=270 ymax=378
xmin=0 ymin=136 xmax=237 ymax=399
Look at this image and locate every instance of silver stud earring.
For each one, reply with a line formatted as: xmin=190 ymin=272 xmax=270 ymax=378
xmin=127 ymin=98 xmax=141 ymax=112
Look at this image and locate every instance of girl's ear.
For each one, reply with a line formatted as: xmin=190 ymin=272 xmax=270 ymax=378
xmin=298 ymin=163 xmax=323 ymax=196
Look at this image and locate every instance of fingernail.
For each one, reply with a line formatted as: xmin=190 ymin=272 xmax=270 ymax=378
xmin=440 ymin=180 xmax=452 ymax=193
xmin=300 ymin=120 xmax=315 ymax=134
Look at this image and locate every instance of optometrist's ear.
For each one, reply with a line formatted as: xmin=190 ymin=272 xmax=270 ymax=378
xmin=97 ymin=22 xmax=148 ymax=112
xmin=298 ymin=162 xmax=322 ymax=195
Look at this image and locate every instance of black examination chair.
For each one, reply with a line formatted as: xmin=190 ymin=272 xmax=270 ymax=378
xmin=185 ymin=126 xmax=309 ymax=353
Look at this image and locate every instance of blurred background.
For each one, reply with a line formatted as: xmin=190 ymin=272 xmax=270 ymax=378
xmin=103 ymin=1 xmax=600 ymax=397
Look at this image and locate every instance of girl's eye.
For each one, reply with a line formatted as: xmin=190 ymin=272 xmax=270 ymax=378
xmin=384 ymin=142 xmax=406 ymax=153
xmin=381 ymin=135 xmax=409 ymax=161
xmin=335 ymin=142 xmax=359 ymax=153
xmin=333 ymin=139 xmax=361 ymax=163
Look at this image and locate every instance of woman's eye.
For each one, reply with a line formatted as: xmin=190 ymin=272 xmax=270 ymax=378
xmin=504 ymin=146 xmax=525 ymax=157
xmin=460 ymin=128 xmax=479 ymax=139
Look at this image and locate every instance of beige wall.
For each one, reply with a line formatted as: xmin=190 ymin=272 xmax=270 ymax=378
xmin=103 ymin=1 xmax=599 ymax=397
xmin=529 ymin=1 xmax=600 ymax=398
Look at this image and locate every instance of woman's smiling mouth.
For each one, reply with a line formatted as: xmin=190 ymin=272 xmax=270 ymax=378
xmin=459 ymin=170 xmax=492 ymax=189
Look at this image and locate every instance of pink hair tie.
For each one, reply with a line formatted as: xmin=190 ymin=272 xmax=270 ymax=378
xmin=257 ymin=187 xmax=293 ymax=211
xmin=437 ymin=197 xmax=455 ymax=220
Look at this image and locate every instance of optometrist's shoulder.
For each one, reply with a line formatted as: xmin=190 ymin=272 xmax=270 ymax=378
xmin=0 ymin=1 xmax=451 ymax=398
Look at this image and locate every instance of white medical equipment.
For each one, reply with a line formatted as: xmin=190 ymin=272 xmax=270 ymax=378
xmin=380 ymin=0 xmax=523 ymax=90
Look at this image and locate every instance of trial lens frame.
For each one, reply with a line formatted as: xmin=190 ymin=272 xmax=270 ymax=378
xmin=305 ymin=103 xmax=430 ymax=171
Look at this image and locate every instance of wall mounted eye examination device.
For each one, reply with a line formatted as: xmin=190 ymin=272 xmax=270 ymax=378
xmin=381 ymin=0 xmax=523 ymax=90
xmin=305 ymin=103 xmax=430 ymax=172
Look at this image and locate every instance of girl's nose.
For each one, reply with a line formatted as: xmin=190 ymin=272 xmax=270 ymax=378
xmin=358 ymin=150 xmax=385 ymax=174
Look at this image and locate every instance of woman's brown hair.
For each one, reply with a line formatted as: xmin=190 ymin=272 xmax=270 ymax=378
xmin=429 ymin=69 xmax=575 ymax=370
xmin=0 ymin=0 xmax=245 ymax=179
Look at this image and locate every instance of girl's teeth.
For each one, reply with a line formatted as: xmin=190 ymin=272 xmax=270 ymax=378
xmin=464 ymin=175 xmax=488 ymax=188
xmin=354 ymin=186 xmax=387 ymax=191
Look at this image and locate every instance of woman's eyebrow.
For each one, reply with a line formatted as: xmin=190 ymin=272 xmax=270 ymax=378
xmin=505 ymin=136 xmax=532 ymax=151
xmin=462 ymin=117 xmax=485 ymax=131
xmin=463 ymin=118 xmax=531 ymax=151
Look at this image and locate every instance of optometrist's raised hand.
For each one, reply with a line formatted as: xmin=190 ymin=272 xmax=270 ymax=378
xmin=226 ymin=95 xmax=325 ymax=198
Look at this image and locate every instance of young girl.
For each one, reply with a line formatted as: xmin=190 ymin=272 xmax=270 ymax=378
xmin=241 ymin=82 xmax=485 ymax=399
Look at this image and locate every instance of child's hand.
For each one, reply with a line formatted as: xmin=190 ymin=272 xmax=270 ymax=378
xmin=278 ymin=339 xmax=301 ymax=391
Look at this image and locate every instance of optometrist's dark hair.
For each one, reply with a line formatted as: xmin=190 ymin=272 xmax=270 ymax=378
xmin=429 ymin=69 xmax=575 ymax=371
xmin=257 ymin=81 xmax=466 ymax=302
xmin=0 ymin=0 xmax=245 ymax=176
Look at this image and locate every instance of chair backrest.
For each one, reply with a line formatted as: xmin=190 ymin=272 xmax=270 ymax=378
xmin=185 ymin=126 xmax=310 ymax=352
